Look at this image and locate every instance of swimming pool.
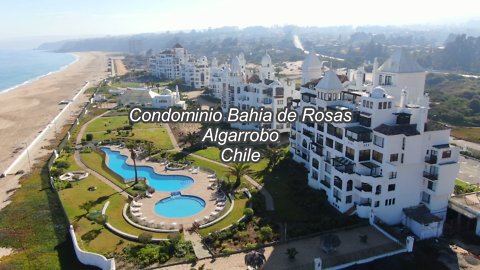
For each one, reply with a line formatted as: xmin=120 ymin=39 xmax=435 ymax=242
xmin=100 ymin=147 xmax=193 ymax=192
xmin=154 ymin=195 xmax=205 ymax=218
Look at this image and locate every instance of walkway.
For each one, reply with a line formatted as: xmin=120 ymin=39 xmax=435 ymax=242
xmin=183 ymin=231 xmax=211 ymax=259
xmin=164 ymin=123 xmax=275 ymax=211
xmin=74 ymin=111 xmax=129 ymax=198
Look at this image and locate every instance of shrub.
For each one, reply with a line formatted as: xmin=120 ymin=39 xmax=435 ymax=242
xmin=54 ymin=159 xmax=70 ymax=169
xmin=138 ymin=232 xmax=153 ymax=244
xmin=243 ymin=208 xmax=254 ymax=220
xmin=50 ymin=167 xmax=65 ymax=177
xmin=158 ymin=252 xmax=170 ymax=264
xmin=86 ymin=133 xmax=93 ymax=141
xmin=137 ymin=244 xmax=160 ymax=266
xmin=259 ymin=226 xmax=273 ymax=242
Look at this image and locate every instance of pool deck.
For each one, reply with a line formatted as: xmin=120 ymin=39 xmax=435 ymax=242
xmin=105 ymin=146 xmax=224 ymax=228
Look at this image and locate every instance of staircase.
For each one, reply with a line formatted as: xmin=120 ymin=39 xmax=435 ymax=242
xmin=183 ymin=231 xmax=211 ymax=259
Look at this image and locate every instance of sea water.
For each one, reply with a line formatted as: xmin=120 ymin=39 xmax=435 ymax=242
xmin=0 ymin=49 xmax=77 ymax=93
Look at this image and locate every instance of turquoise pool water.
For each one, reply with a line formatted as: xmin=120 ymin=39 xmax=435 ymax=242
xmin=154 ymin=195 xmax=206 ymax=218
xmin=100 ymin=147 xmax=193 ymax=192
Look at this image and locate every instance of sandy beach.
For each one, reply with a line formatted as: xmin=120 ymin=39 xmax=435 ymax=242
xmin=0 ymin=52 xmax=108 ymax=214
xmin=0 ymin=52 xmax=108 ymax=171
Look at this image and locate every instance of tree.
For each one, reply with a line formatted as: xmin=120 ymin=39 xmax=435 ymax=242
xmin=79 ymin=200 xmax=95 ymax=214
xmin=226 ymin=163 xmax=253 ymax=189
xmin=286 ymin=248 xmax=299 ymax=260
xmin=86 ymin=133 xmax=93 ymax=141
xmin=322 ymin=234 xmax=341 ymax=254
xmin=244 ymin=251 xmax=266 ymax=269
xmin=180 ymin=131 xmax=200 ymax=147
xmin=127 ymin=143 xmax=139 ymax=185
xmin=263 ymin=146 xmax=285 ymax=170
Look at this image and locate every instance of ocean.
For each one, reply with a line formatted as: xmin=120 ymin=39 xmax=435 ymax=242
xmin=0 ymin=50 xmax=77 ymax=93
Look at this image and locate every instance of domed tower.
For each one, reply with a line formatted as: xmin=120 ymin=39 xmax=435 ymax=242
xmin=302 ymin=51 xmax=323 ymax=84
xmin=315 ymin=69 xmax=344 ymax=103
xmin=259 ymin=51 xmax=275 ymax=80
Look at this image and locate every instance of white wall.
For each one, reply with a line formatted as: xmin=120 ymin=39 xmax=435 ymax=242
xmin=69 ymin=225 xmax=115 ymax=270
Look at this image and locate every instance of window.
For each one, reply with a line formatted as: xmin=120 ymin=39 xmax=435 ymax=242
xmin=335 ymin=142 xmax=343 ymax=152
xmin=379 ymin=75 xmax=383 ymax=85
xmin=442 ymin=150 xmax=451 ymax=159
xmin=312 ymin=158 xmax=319 ymax=169
xmin=421 ymin=192 xmax=431 ymax=204
xmin=334 ymin=176 xmax=342 ymax=189
xmin=388 ymin=184 xmax=396 ymax=191
xmin=389 ymin=171 xmax=397 ymax=179
xmin=385 ymin=198 xmax=396 ymax=206
xmin=427 ymin=180 xmax=437 ymax=191
xmin=326 ymin=138 xmax=333 ymax=148
xmin=359 ymin=150 xmax=370 ymax=162
xmin=373 ymin=135 xmax=384 ymax=147
xmin=385 ymin=75 xmax=392 ymax=85
xmin=402 ymin=137 xmax=406 ymax=150
xmin=347 ymin=180 xmax=353 ymax=191
xmin=333 ymin=188 xmax=341 ymax=201
xmin=346 ymin=195 xmax=352 ymax=204
xmin=277 ymin=99 xmax=284 ymax=105
xmin=374 ymin=201 xmax=379 ymax=207
xmin=346 ymin=147 xmax=355 ymax=160
xmin=372 ymin=150 xmax=383 ymax=163
xmin=390 ymin=153 xmax=398 ymax=162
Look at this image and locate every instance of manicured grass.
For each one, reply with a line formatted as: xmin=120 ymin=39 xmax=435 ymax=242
xmin=452 ymin=127 xmax=480 ymax=143
xmin=58 ymin=173 xmax=136 ymax=254
xmin=0 ymin=165 xmax=86 ymax=269
xmin=84 ymin=128 xmax=172 ymax=150
xmin=199 ymin=199 xmax=248 ymax=236
xmin=194 ymin=147 xmax=222 ymax=162
xmin=183 ymin=154 xmax=251 ymax=188
xmin=86 ymin=115 xmax=130 ymax=133
xmin=80 ymin=151 xmax=127 ymax=189
xmin=110 ymin=81 xmax=144 ymax=88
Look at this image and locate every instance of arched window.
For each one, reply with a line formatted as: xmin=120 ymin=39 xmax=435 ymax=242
xmin=346 ymin=180 xmax=353 ymax=191
xmin=302 ymin=139 xmax=307 ymax=148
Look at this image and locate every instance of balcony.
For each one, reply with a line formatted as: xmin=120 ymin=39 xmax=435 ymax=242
xmin=424 ymin=155 xmax=438 ymax=164
xmin=423 ymin=171 xmax=438 ymax=181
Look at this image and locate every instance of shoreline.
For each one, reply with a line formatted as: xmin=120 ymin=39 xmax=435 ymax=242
xmin=0 ymin=50 xmax=109 ymax=183
xmin=0 ymin=52 xmax=80 ymax=95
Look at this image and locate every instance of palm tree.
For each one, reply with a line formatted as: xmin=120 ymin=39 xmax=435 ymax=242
xmin=180 ymin=131 xmax=200 ymax=148
xmin=286 ymin=248 xmax=298 ymax=260
xmin=263 ymin=146 xmax=285 ymax=171
xmin=127 ymin=143 xmax=139 ymax=185
xmin=226 ymin=163 xmax=253 ymax=189
xmin=244 ymin=251 xmax=266 ymax=269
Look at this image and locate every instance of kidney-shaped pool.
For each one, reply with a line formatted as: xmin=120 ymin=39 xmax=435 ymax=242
xmin=154 ymin=195 xmax=206 ymax=218
xmin=100 ymin=147 xmax=193 ymax=192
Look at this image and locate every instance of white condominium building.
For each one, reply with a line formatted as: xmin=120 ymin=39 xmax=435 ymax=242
xmin=149 ymin=43 xmax=210 ymax=88
xmin=216 ymin=52 xmax=299 ymax=133
xmin=290 ymin=49 xmax=460 ymax=239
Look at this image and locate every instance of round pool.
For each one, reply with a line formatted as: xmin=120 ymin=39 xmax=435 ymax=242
xmin=154 ymin=195 xmax=205 ymax=218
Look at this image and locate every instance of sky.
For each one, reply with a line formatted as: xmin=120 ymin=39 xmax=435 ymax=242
xmin=0 ymin=0 xmax=479 ymax=44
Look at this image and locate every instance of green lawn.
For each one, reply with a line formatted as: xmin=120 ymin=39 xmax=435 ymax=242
xmin=455 ymin=179 xmax=480 ymax=193
xmin=85 ymin=115 xmax=130 ymax=133
xmin=199 ymin=199 xmax=248 ymax=236
xmin=80 ymin=151 xmax=127 ymax=189
xmin=192 ymin=146 xmax=283 ymax=183
xmin=0 ymin=165 xmax=86 ymax=269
